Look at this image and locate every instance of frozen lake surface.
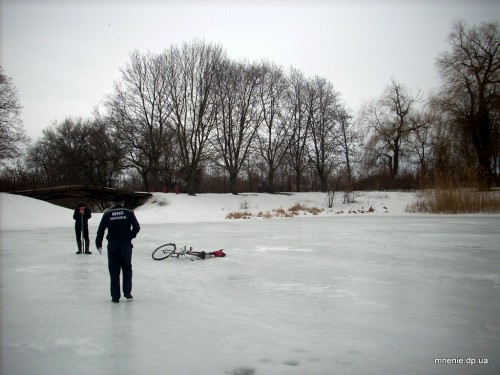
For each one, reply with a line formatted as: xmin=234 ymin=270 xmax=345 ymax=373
xmin=1 ymin=211 xmax=499 ymax=375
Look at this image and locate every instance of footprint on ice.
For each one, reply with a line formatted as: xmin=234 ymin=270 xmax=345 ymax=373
xmin=282 ymin=358 xmax=300 ymax=366
xmin=335 ymin=357 xmax=353 ymax=365
xmin=227 ymin=367 xmax=255 ymax=375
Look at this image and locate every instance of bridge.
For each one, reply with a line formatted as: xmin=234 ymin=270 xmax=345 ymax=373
xmin=10 ymin=185 xmax=152 ymax=210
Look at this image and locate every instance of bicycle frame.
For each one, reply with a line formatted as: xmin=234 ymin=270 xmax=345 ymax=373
xmin=152 ymin=243 xmax=205 ymax=261
xmin=152 ymin=243 xmax=225 ymax=261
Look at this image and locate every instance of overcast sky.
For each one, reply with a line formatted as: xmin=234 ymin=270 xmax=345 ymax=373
xmin=1 ymin=0 xmax=499 ymax=140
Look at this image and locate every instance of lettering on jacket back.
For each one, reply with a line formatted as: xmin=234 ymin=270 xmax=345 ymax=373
xmin=110 ymin=211 xmax=127 ymax=220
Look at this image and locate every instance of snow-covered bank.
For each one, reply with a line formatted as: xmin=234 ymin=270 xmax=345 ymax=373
xmin=0 ymin=191 xmax=416 ymax=231
xmin=135 ymin=191 xmax=415 ymax=224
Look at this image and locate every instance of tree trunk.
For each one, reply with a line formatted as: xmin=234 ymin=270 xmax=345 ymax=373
xmin=187 ymin=167 xmax=197 ymax=196
xmin=229 ymin=171 xmax=239 ymax=195
xmin=475 ymin=112 xmax=493 ymax=190
xmin=267 ymin=169 xmax=275 ymax=194
xmin=295 ymin=167 xmax=302 ymax=192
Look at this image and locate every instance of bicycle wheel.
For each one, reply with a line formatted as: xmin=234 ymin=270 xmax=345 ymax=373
xmin=152 ymin=243 xmax=176 ymax=260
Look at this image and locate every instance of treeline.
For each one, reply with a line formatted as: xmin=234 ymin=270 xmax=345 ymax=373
xmin=1 ymin=20 xmax=499 ymax=194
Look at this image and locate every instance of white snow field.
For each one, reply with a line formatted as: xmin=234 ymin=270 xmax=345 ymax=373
xmin=1 ymin=191 xmax=499 ymax=375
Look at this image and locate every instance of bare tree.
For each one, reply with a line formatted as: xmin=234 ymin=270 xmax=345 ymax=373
xmin=404 ymin=108 xmax=436 ymax=183
xmin=106 ymin=51 xmax=173 ymax=192
xmin=85 ymin=117 xmax=127 ymax=186
xmin=361 ymin=78 xmax=422 ymax=179
xmin=424 ymin=106 xmax=473 ymax=183
xmin=26 ymin=117 xmax=123 ymax=187
xmin=307 ymin=76 xmax=343 ymax=192
xmin=0 ymin=67 xmax=29 ymax=166
xmin=435 ymin=20 xmax=500 ymax=189
xmin=285 ymin=68 xmax=310 ymax=192
xmin=26 ymin=134 xmax=55 ymax=186
xmin=211 ymin=60 xmax=263 ymax=194
xmin=165 ymin=40 xmax=226 ymax=195
xmin=256 ymin=62 xmax=291 ymax=193
xmin=337 ymin=107 xmax=359 ymax=188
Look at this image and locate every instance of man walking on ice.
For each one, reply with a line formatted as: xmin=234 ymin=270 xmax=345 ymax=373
xmin=96 ymin=194 xmax=141 ymax=303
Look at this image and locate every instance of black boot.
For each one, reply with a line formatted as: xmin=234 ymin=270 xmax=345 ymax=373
xmin=84 ymin=240 xmax=92 ymax=254
xmin=76 ymin=239 xmax=82 ymax=254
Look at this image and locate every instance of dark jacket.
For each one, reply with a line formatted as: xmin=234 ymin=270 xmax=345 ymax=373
xmin=73 ymin=207 xmax=92 ymax=229
xmin=95 ymin=205 xmax=140 ymax=248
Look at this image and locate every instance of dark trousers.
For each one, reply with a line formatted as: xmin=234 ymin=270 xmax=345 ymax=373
xmin=75 ymin=226 xmax=90 ymax=253
xmin=107 ymin=240 xmax=133 ymax=300
xmin=75 ymin=225 xmax=89 ymax=241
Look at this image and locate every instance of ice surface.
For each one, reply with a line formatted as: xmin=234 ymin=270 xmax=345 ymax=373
xmin=1 ymin=192 xmax=499 ymax=375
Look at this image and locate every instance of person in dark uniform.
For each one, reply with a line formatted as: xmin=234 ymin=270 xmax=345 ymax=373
xmin=95 ymin=194 xmax=140 ymax=303
xmin=73 ymin=202 xmax=92 ymax=254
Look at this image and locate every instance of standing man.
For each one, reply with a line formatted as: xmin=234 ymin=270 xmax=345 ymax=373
xmin=96 ymin=194 xmax=140 ymax=303
xmin=73 ymin=202 xmax=92 ymax=254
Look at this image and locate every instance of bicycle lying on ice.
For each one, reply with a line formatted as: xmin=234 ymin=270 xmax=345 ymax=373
xmin=152 ymin=243 xmax=226 ymax=261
